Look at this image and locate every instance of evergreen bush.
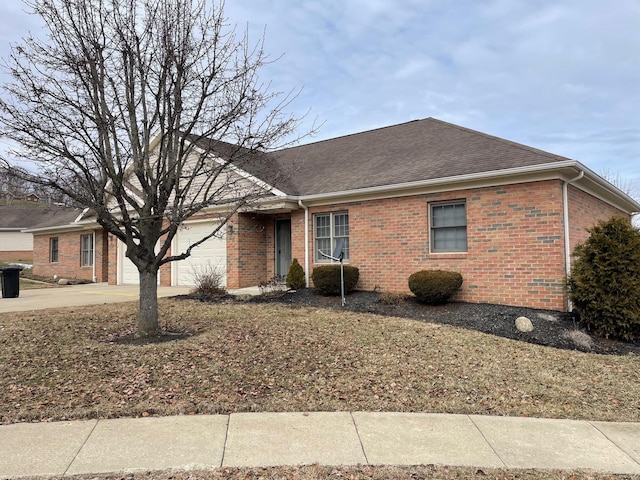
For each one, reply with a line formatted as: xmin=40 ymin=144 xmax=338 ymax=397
xmin=286 ymin=258 xmax=306 ymax=289
xmin=408 ymin=270 xmax=463 ymax=305
xmin=311 ymin=264 xmax=359 ymax=296
xmin=568 ymin=216 xmax=640 ymax=342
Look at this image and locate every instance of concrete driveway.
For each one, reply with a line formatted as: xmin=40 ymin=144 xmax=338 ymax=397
xmin=0 ymin=283 xmax=193 ymax=313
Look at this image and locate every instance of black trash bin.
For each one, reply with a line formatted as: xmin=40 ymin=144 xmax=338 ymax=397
xmin=1 ymin=267 xmax=22 ymax=298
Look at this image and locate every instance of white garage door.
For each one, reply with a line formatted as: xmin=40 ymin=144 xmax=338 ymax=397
xmin=117 ymin=240 xmax=161 ymax=285
xmin=118 ymin=240 xmax=140 ymax=285
xmin=173 ymin=221 xmax=226 ymax=286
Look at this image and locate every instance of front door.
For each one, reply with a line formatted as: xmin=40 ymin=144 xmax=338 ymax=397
xmin=276 ymin=219 xmax=292 ymax=279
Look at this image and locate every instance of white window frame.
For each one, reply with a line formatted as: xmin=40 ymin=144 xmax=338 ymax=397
xmin=314 ymin=211 xmax=349 ymax=263
xmin=429 ymin=200 xmax=467 ymax=253
xmin=49 ymin=237 xmax=59 ymax=263
xmin=80 ymin=233 xmax=94 ymax=267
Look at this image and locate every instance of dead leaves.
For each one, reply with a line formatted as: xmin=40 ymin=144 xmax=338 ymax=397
xmin=0 ymin=299 xmax=639 ymax=425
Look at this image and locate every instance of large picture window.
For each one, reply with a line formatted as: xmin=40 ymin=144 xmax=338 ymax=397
xmin=430 ymin=200 xmax=467 ymax=252
xmin=80 ymin=233 xmax=94 ymax=267
xmin=314 ymin=212 xmax=349 ymax=262
xmin=49 ymin=237 xmax=59 ymax=263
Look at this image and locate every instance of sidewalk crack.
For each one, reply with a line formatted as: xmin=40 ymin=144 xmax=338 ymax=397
xmin=63 ymin=419 xmax=99 ymax=476
xmin=220 ymin=414 xmax=231 ymax=467
xmin=589 ymin=421 xmax=640 ymax=468
xmin=350 ymin=412 xmax=370 ymax=465
xmin=468 ymin=415 xmax=507 ymax=468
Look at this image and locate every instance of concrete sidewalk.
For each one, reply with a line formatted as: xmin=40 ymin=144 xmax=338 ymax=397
xmin=1 ymin=413 xmax=639 ymax=478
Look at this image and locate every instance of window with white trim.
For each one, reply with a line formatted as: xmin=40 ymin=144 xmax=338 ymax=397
xmin=430 ymin=200 xmax=467 ymax=252
xmin=314 ymin=212 xmax=349 ymax=262
xmin=50 ymin=237 xmax=59 ymax=263
xmin=80 ymin=233 xmax=94 ymax=267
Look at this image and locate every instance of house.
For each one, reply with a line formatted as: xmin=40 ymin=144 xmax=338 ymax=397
xmin=28 ymin=118 xmax=640 ymax=310
xmin=0 ymin=204 xmax=81 ymax=264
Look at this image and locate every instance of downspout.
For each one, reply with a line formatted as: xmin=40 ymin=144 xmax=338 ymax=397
xmin=298 ymin=200 xmax=310 ymax=287
xmin=563 ymin=170 xmax=584 ymax=311
xmin=92 ymin=231 xmax=97 ymax=283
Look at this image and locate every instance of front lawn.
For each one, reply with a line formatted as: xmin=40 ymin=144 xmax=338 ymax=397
xmin=1 ymin=298 xmax=638 ymax=425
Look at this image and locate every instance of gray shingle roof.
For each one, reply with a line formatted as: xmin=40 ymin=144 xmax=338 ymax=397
xmin=268 ymin=118 xmax=573 ymax=196
xmin=0 ymin=205 xmax=82 ymax=230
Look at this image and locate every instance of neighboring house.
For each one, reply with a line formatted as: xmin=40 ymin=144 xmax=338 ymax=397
xmin=0 ymin=204 xmax=80 ymax=263
xmin=23 ymin=207 xmax=105 ymax=282
xmin=29 ymin=118 xmax=640 ymax=310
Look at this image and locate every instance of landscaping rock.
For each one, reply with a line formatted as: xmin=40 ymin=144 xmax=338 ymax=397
xmin=563 ymin=330 xmax=594 ymax=351
xmin=58 ymin=278 xmax=70 ymax=285
xmin=515 ymin=316 xmax=534 ymax=332
xmin=234 ymin=294 xmax=254 ymax=302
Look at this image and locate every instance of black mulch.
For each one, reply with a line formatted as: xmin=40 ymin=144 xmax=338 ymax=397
xmin=217 ymin=289 xmax=640 ymax=357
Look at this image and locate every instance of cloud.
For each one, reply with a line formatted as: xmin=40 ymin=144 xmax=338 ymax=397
xmin=1 ymin=0 xmax=638 ymax=196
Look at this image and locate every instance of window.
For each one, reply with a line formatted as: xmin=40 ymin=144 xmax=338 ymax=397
xmin=430 ymin=200 xmax=467 ymax=252
xmin=49 ymin=237 xmax=59 ymax=263
xmin=314 ymin=212 xmax=349 ymax=262
xmin=80 ymin=234 xmax=94 ymax=267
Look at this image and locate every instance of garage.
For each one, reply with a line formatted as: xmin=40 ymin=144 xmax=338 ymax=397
xmin=173 ymin=221 xmax=227 ymax=286
xmin=117 ymin=240 xmax=141 ymax=284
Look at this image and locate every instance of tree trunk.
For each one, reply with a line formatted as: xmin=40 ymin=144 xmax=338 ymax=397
xmin=138 ymin=269 xmax=160 ymax=337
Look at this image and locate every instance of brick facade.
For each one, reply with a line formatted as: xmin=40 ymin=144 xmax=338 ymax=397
xmin=30 ymin=181 xmax=629 ymax=311
xmin=0 ymin=251 xmax=32 ymax=262
xmin=33 ymin=229 xmax=108 ymax=282
xmin=567 ymin=185 xmax=625 ymax=253
xmin=297 ymin=180 xmax=627 ymax=311
xmin=226 ymin=212 xmax=268 ymax=289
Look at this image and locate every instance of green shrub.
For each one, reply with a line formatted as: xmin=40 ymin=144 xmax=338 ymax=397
xmin=408 ymin=270 xmax=463 ymax=305
xmin=311 ymin=264 xmax=359 ymax=296
xmin=568 ymin=216 xmax=640 ymax=342
xmin=286 ymin=258 xmax=306 ymax=289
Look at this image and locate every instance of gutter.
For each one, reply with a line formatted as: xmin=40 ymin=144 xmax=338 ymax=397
xmin=298 ymin=161 xmax=583 ymax=202
xmin=298 ymin=199 xmax=310 ymax=287
xmin=563 ymin=170 xmax=584 ymax=311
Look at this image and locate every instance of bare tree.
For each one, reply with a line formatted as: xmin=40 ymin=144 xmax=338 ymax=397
xmin=0 ymin=0 xmax=310 ymax=335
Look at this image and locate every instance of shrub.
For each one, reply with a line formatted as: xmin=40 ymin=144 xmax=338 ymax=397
xmin=259 ymin=275 xmax=285 ymax=296
xmin=568 ymin=216 xmax=640 ymax=342
xmin=311 ymin=264 xmax=359 ymax=296
xmin=192 ymin=264 xmax=226 ymax=297
xmin=379 ymin=291 xmax=409 ymax=305
xmin=408 ymin=270 xmax=463 ymax=305
xmin=286 ymin=258 xmax=306 ymax=289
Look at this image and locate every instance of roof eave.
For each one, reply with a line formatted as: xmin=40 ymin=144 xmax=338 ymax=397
xmin=298 ymin=161 xmax=640 ymax=214
xmin=23 ymin=221 xmax=100 ymax=234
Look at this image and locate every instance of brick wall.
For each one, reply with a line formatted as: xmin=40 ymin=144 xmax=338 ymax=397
xmin=0 ymin=251 xmax=32 ymax=262
xmin=567 ymin=185 xmax=627 ymax=254
xmin=33 ymin=229 xmax=107 ymax=282
xmin=226 ymin=212 xmax=268 ymax=288
xmin=301 ymin=180 xmax=626 ymax=311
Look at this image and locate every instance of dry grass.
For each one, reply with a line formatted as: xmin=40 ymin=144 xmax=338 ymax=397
xmin=20 ymin=278 xmax=59 ymax=290
xmin=35 ymin=465 xmax=640 ymax=480
xmin=1 ymin=298 xmax=639 ymax=424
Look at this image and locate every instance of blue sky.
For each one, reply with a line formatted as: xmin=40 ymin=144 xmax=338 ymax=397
xmin=1 ymin=0 xmax=639 ymax=197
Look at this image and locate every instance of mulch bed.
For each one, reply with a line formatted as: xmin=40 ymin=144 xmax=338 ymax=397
xmin=236 ymin=289 xmax=640 ymax=356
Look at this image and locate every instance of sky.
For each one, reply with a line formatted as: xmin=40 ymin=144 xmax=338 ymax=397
xmin=1 ymin=0 xmax=639 ymax=197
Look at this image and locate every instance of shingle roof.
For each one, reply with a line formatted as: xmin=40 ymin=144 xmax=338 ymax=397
xmin=0 ymin=205 xmax=82 ymax=230
xmin=267 ymin=118 xmax=573 ymax=196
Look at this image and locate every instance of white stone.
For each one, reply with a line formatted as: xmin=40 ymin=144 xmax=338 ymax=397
xmin=515 ymin=316 xmax=534 ymax=332
xmin=57 ymin=278 xmax=70 ymax=285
